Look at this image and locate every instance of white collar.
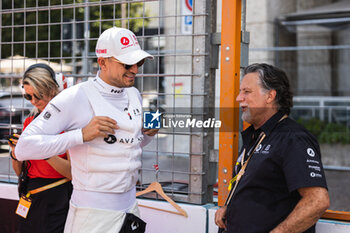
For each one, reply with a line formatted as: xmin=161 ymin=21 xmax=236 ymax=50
xmin=93 ymin=73 xmax=125 ymax=96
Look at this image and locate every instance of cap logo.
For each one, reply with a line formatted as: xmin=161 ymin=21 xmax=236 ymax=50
xmin=120 ymin=37 xmax=130 ymax=46
xmin=96 ymin=49 xmax=107 ymax=54
xmin=132 ymin=35 xmax=139 ymax=45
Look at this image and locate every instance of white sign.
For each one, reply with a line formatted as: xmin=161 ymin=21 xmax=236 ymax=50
xmin=181 ymin=0 xmax=193 ymax=34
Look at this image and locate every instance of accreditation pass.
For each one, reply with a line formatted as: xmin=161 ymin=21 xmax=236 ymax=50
xmin=16 ymin=195 xmax=32 ymax=218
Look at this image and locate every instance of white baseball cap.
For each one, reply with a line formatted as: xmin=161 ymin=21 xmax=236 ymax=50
xmin=95 ymin=26 xmax=153 ymax=65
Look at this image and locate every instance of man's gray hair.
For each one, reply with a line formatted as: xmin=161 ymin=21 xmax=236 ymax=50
xmin=244 ymin=63 xmax=293 ymax=115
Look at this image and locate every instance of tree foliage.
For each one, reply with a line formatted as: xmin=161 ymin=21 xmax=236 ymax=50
xmin=1 ymin=0 xmax=150 ymax=61
xmin=297 ymin=118 xmax=350 ymax=144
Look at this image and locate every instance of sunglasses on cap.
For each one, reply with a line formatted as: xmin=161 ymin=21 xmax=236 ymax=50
xmin=23 ymin=93 xmax=41 ymax=101
xmin=109 ymin=57 xmax=145 ymax=70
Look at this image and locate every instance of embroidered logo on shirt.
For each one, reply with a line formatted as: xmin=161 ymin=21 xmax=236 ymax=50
xmin=308 ymin=165 xmax=321 ymax=171
xmin=310 ymin=172 xmax=322 ymax=178
xmin=255 ymin=144 xmax=263 ymax=152
xmin=133 ymin=108 xmax=141 ymax=116
xmin=104 ymin=135 xmax=116 ymax=144
xmin=43 ymin=111 xmax=51 ymax=120
xmin=111 ymin=89 xmax=123 ymax=94
xmin=131 ymin=221 xmax=139 ymax=230
xmin=104 ymin=135 xmax=143 ymax=144
xmin=306 ymin=159 xmax=319 ymax=164
xmin=261 ymin=144 xmax=271 ymax=154
xmin=307 ymin=148 xmax=315 ymax=157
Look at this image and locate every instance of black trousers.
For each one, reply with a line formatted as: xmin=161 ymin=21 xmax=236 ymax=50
xmin=17 ymin=178 xmax=72 ymax=233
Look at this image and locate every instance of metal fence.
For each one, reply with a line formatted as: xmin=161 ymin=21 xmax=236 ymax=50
xmin=0 ymin=0 xmax=218 ymax=205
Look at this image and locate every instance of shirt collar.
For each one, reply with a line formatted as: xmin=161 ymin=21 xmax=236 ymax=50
xmin=242 ymin=111 xmax=286 ymax=140
xmin=93 ymin=72 xmax=125 ymax=96
xmin=260 ymin=111 xmax=286 ymax=136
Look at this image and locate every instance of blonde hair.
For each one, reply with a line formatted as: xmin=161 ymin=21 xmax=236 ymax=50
xmin=23 ymin=66 xmax=59 ymax=115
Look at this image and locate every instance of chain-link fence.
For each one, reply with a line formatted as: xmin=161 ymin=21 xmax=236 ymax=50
xmin=0 ymin=0 xmax=219 ymax=205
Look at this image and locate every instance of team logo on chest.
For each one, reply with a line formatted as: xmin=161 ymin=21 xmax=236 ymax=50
xmin=255 ymin=144 xmax=263 ymax=152
xmin=103 ymin=135 xmax=144 ymax=144
xmin=104 ymin=134 xmax=117 ymax=144
xmin=133 ymin=108 xmax=141 ymax=116
xmin=255 ymin=144 xmax=272 ymax=154
xmin=261 ymin=144 xmax=271 ymax=154
xmin=43 ymin=111 xmax=51 ymax=120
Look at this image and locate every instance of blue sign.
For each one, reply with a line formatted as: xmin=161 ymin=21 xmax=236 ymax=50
xmin=185 ymin=16 xmax=192 ymax=25
xmin=143 ymin=110 xmax=161 ymax=129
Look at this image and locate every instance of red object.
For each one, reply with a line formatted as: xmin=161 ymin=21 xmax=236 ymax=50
xmin=120 ymin=37 xmax=130 ymax=46
xmin=153 ymin=164 xmax=159 ymax=171
xmin=132 ymin=35 xmax=139 ymax=45
xmin=23 ymin=116 xmax=67 ymax=179
xmin=185 ymin=0 xmax=192 ymax=11
xmin=96 ymin=49 xmax=107 ymax=54
xmin=62 ymin=74 xmax=68 ymax=89
xmin=172 ymin=82 xmax=184 ymax=87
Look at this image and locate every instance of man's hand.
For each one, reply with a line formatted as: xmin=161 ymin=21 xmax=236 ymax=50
xmin=215 ymin=206 xmax=227 ymax=229
xmin=270 ymin=187 xmax=329 ymax=233
xmin=142 ymin=128 xmax=159 ymax=136
xmin=82 ymin=116 xmax=118 ymax=142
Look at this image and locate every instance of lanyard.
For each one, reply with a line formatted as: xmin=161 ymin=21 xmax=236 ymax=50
xmin=223 ymin=114 xmax=288 ymax=206
xmin=224 ymin=132 xmax=266 ymax=206
xmin=25 ymin=178 xmax=70 ymax=198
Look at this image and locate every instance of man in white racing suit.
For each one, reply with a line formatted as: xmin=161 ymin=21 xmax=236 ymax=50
xmin=15 ymin=26 xmax=158 ymax=233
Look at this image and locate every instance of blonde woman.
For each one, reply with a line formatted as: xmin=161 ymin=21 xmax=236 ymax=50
xmin=9 ymin=64 xmax=72 ymax=233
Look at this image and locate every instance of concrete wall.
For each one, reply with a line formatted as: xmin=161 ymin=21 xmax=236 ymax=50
xmin=246 ymin=0 xmax=296 ymax=64
xmin=296 ymin=0 xmax=333 ymax=96
xmin=296 ymin=26 xmax=332 ymax=96
xmin=336 ymin=26 xmax=350 ymax=96
xmin=245 ymin=0 xmax=350 ymax=96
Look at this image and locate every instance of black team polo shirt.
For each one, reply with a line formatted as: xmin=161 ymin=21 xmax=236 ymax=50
xmin=226 ymin=111 xmax=327 ymax=233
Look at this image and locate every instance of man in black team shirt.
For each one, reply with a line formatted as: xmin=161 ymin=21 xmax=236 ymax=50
xmin=215 ymin=63 xmax=330 ymax=233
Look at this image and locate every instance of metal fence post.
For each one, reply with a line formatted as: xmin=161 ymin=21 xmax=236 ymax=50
xmin=188 ymin=0 xmax=218 ymax=204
